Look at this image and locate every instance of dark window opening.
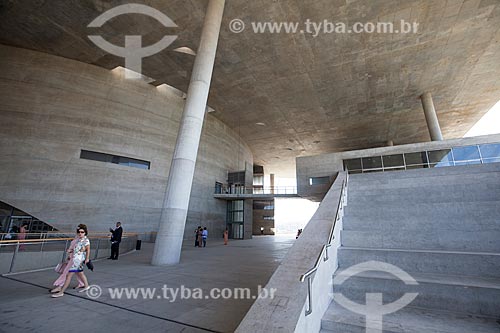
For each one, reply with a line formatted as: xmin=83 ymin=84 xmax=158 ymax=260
xmin=80 ymin=150 xmax=150 ymax=170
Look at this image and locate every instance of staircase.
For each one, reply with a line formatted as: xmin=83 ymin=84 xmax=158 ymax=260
xmin=321 ymin=163 xmax=500 ymax=332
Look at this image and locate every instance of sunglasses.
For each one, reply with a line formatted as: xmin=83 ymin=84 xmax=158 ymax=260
xmin=77 ymin=230 xmax=85 ymax=234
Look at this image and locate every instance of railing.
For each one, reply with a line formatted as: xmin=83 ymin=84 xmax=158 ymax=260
xmin=214 ymin=186 xmax=297 ymax=195
xmin=299 ymin=174 xmax=348 ymax=316
xmin=0 ymin=233 xmax=138 ymax=274
xmin=344 ymin=142 xmax=500 ymax=174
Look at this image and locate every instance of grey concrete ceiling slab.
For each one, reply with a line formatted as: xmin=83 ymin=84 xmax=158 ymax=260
xmin=1 ymin=0 xmax=499 ymax=177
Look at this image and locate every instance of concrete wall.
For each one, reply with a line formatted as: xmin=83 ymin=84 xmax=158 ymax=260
xmin=236 ymin=173 xmax=346 ymax=333
xmin=0 ymin=45 xmax=253 ymax=241
xmin=297 ymin=134 xmax=500 ymax=201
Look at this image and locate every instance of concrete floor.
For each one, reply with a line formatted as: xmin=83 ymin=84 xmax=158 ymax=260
xmin=0 ymin=235 xmax=295 ymax=333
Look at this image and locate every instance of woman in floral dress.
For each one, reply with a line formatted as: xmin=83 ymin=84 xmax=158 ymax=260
xmin=51 ymin=224 xmax=91 ymax=298
xmin=50 ymin=236 xmax=85 ymax=293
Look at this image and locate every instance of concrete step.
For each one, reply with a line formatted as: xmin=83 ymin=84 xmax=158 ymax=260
xmin=348 ymin=187 xmax=500 ymax=204
xmin=344 ymin=201 xmax=500 ymax=218
xmin=331 ymin=270 xmax=500 ymax=317
xmin=321 ymin=302 xmax=500 ymax=333
xmin=349 ymin=174 xmax=500 ymax=191
xmin=338 ymin=247 xmax=500 ymax=278
xmin=342 ymin=216 xmax=500 ymax=232
xmin=341 ymin=230 xmax=500 ymax=252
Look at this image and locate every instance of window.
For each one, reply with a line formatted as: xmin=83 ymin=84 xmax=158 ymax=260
xmin=309 ymin=176 xmax=330 ymax=186
xmin=80 ymin=150 xmax=150 ymax=170
xmin=479 ymin=143 xmax=500 ymax=163
xmin=215 ymin=182 xmax=223 ymax=194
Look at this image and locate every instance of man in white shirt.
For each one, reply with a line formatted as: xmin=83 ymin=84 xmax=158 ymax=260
xmin=202 ymin=227 xmax=208 ymax=247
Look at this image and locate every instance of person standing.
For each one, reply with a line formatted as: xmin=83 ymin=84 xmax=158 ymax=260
xmin=194 ymin=226 xmax=201 ymax=247
xmin=51 ymin=224 xmax=90 ymax=298
xmin=18 ymin=224 xmax=28 ymax=251
xmin=108 ymin=222 xmax=123 ymax=260
xmin=202 ymin=227 xmax=208 ymax=247
xmin=197 ymin=227 xmax=203 ymax=248
xmin=223 ymin=227 xmax=228 ymax=246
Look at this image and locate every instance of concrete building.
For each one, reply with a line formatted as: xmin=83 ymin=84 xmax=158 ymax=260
xmin=0 ymin=1 xmax=500 ymax=332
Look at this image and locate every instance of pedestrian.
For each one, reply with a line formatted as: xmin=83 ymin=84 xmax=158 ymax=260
xmin=18 ymin=224 xmax=28 ymax=251
xmin=202 ymin=227 xmax=208 ymax=247
xmin=50 ymin=236 xmax=85 ymax=293
xmin=195 ymin=226 xmax=201 ymax=247
xmin=197 ymin=227 xmax=203 ymax=248
xmin=108 ymin=222 xmax=123 ymax=260
xmin=51 ymin=224 xmax=90 ymax=298
xmin=223 ymin=227 xmax=228 ymax=245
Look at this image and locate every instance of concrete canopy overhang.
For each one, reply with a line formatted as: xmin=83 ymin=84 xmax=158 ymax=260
xmin=1 ymin=0 xmax=499 ymax=177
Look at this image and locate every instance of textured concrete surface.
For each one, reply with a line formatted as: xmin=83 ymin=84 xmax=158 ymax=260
xmin=0 ymin=45 xmax=253 ymax=240
xmin=322 ymin=164 xmax=500 ymax=332
xmin=0 ymin=236 xmax=295 ymax=333
xmin=1 ymin=1 xmax=499 ymax=176
xmin=236 ymin=173 xmax=346 ymax=332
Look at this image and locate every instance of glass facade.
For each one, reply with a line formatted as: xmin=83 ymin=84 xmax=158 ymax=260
xmin=227 ymin=200 xmax=244 ymax=239
xmin=343 ymin=143 xmax=500 ymax=174
xmin=0 ymin=201 xmax=56 ymax=236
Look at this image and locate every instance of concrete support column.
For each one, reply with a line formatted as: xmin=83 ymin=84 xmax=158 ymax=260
xmin=270 ymin=173 xmax=275 ymax=194
xmin=420 ymin=92 xmax=443 ymax=141
xmin=152 ymin=0 xmax=226 ymax=266
xmin=386 ymin=140 xmax=394 ymax=146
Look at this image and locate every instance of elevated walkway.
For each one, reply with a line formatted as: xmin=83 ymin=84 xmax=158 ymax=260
xmin=213 ymin=186 xmax=299 ymax=200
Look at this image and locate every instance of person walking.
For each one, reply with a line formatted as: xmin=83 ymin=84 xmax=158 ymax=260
xmin=50 ymin=236 xmax=85 ymax=292
xmin=51 ymin=224 xmax=90 ymax=298
xmin=223 ymin=227 xmax=228 ymax=246
xmin=108 ymin=222 xmax=123 ymax=260
xmin=202 ymin=227 xmax=208 ymax=247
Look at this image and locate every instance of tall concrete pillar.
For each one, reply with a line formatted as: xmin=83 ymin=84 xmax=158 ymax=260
xmin=420 ymin=92 xmax=443 ymax=141
xmin=270 ymin=173 xmax=275 ymax=194
xmin=152 ymin=0 xmax=226 ymax=266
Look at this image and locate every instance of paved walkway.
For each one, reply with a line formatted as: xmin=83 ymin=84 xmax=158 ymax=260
xmin=0 ymin=235 xmax=295 ymax=333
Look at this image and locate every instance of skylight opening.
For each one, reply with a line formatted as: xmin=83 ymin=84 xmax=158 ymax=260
xmin=464 ymin=100 xmax=500 ymax=137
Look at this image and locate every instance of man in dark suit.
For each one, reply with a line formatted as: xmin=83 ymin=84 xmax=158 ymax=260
xmin=108 ymin=222 xmax=123 ymax=260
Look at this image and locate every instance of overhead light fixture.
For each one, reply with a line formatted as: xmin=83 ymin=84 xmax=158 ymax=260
xmin=256 ymin=122 xmax=266 ymax=126
xmin=110 ymin=66 xmax=155 ymax=83
xmin=206 ymin=106 xmax=215 ymax=113
xmin=173 ymin=47 xmax=196 ymax=56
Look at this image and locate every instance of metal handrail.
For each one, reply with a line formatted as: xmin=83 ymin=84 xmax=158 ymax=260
xmin=214 ymin=186 xmax=298 ymax=195
xmin=0 ymin=234 xmax=138 ymax=274
xmin=299 ymin=173 xmax=348 ymax=316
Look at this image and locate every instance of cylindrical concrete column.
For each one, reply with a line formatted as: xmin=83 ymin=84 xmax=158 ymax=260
xmin=420 ymin=92 xmax=443 ymax=141
xmin=152 ymin=0 xmax=226 ymax=266
xmin=270 ymin=173 xmax=275 ymax=194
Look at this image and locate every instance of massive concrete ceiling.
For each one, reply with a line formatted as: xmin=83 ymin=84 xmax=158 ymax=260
xmin=1 ymin=0 xmax=499 ymax=177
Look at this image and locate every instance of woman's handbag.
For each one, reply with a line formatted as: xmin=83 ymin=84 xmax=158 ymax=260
xmin=86 ymin=260 xmax=94 ymax=271
xmin=55 ymin=262 xmax=67 ymax=274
